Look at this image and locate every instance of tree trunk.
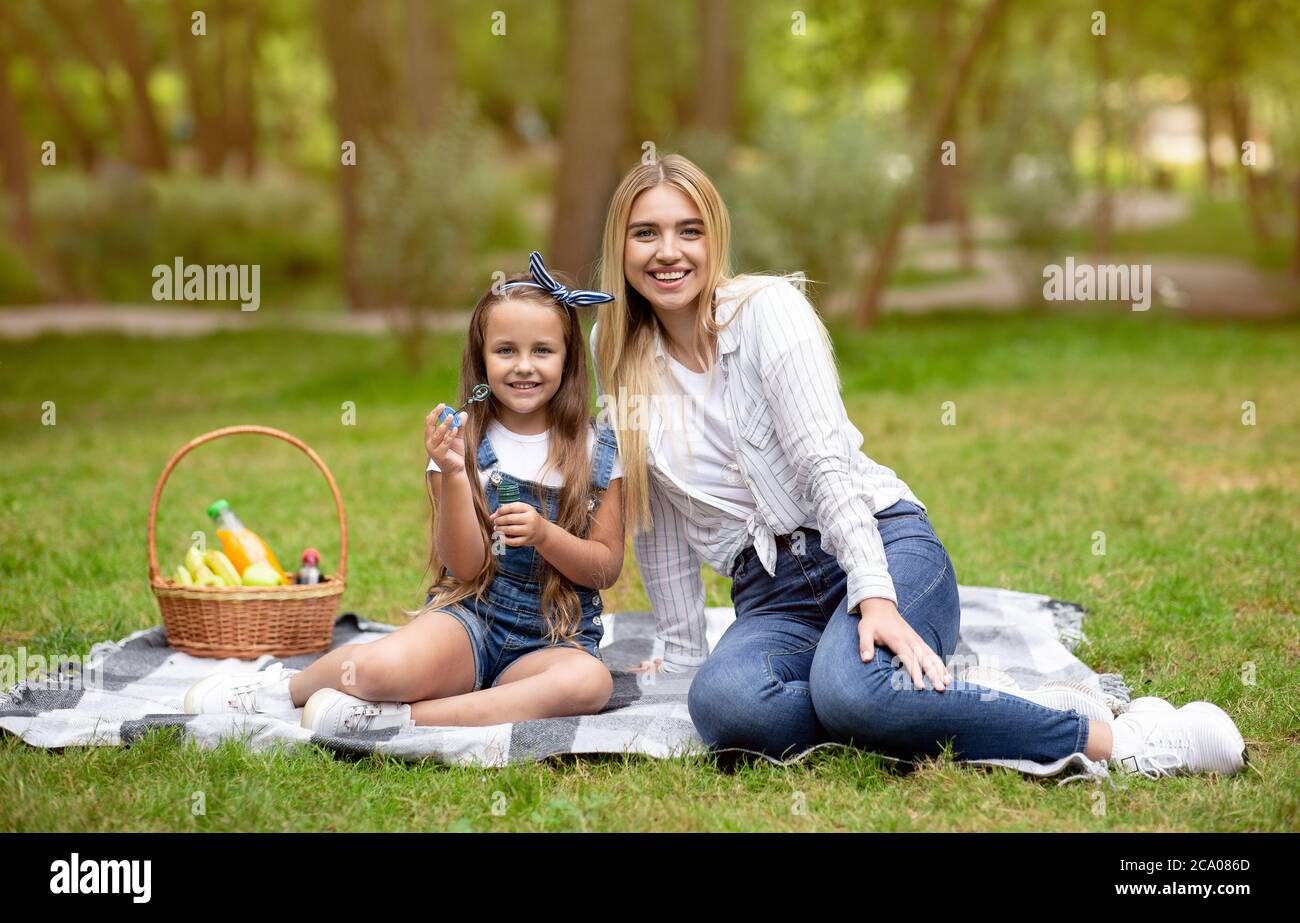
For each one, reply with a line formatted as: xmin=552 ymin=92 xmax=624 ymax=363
xmin=1198 ymin=84 xmax=1221 ymax=195
xmin=1091 ymin=11 xmax=1113 ymax=261
xmin=954 ymin=166 xmax=975 ymax=272
xmin=214 ymin=0 xmax=233 ymax=171
xmin=0 ymin=44 xmax=34 ymax=251
xmin=1228 ymin=83 xmax=1273 ymax=247
xmin=691 ymin=0 xmax=737 ymax=141
xmin=234 ymin=0 xmax=259 ymax=177
xmin=47 ymin=0 xmax=131 ymax=153
xmin=550 ymin=0 xmax=630 ymax=283
xmin=0 ymin=29 xmax=66 ymax=299
xmin=101 ymin=0 xmax=169 ymax=171
xmin=405 ymin=0 xmax=449 ymax=133
xmin=854 ymin=0 xmax=1011 ymax=328
xmin=172 ymin=0 xmax=223 ymax=173
xmin=319 ymin=0 xmax=402 ymax=310
xmin=1293 ymin=176 xmax=1300 ymax=277
xmin=917 ymin=3 xmax=961 ymax=225
xmin=7 ymin=13 xmax=99 ymax=169
xmin=320 ymin=0 xmax=367 ymax=310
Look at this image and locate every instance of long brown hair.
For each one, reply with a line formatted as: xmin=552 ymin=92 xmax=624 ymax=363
xmin=406 ymin=272 xmax=602 ymax=646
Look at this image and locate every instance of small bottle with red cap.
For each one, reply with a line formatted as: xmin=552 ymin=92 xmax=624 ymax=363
xmin=295 ymin=548 xmax=323 ymax=585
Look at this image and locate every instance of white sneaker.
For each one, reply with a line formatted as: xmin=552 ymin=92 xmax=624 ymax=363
xmin=183 ymin=662 xmax=301 ymax=717
xmin=1123 ymin=696 xmax=1176 ymax=715
xmin=301 ymin=688 xmax=414 ymax=736
xmin=966 ymin=668 xmax=1114 ymax=723
xmin=1109 ymin=699 xmax=1247 ymax=779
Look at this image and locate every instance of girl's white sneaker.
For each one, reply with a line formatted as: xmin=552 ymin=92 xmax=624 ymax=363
xmin=300 ymin=688 xmax=414 ymax=736
xmin=183 ymin=662 xmax=301 ymax=717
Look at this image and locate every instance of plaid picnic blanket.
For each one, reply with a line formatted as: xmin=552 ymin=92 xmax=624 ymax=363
xmin=0 ymin=586 xmax=1130 ymax=781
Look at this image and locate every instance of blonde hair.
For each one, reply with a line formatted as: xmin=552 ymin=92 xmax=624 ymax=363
xmin=592 ymin=153 xmax=827 ymax=534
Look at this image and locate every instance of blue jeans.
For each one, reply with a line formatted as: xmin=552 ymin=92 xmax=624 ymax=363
xmin=687 ymin=499 xmax=1092 ymax=762
xmin=425 ymin=590 xmax=604 ymax=692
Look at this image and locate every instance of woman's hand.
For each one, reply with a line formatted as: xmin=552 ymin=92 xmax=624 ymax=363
xmin=629 ymin=657 xmax=663 ymax=675
xmin=491 ymin=501 xmax=550 ymax=547
xmin=857 ymin=597 xmax=953 ymax=692
xmin=425 ymin=404 xmax=467 ymax=475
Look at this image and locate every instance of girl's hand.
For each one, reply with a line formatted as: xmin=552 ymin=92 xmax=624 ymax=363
xmin=425 ymin=404 xmax=467 ymax=475
xmin=857 ymin=598 xmax=953 ymax=692
xmin=491 ymin=501 xmax=549 ymax=547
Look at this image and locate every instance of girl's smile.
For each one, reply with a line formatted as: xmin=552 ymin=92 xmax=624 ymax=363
xmin=483 ymin=298 xmax=566 ymax=435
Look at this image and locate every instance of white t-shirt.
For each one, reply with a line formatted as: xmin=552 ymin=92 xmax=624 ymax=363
xmin=426 ymin=419 xmax=623 ymax=489
xmin=658 ymin=352 xmax=758 ymax=514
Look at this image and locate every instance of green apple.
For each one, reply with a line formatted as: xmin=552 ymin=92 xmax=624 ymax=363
xmin=241 ymin=561 xmax=282 ymax=587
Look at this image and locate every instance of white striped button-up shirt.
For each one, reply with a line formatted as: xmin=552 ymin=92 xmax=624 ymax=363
xmin=591 ymin=276 xmax=924 ymax=671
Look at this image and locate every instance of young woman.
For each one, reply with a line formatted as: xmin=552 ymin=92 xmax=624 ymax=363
xmin=588 ymin=153 xmax=1247 ymax=780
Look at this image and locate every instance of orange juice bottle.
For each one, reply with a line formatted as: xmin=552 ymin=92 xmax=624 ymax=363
xmin=207 ymin=499 xmax=290 ymax=584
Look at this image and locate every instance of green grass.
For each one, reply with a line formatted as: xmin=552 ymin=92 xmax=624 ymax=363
xmin=1 ymin=308 xmax=1297 ymax=831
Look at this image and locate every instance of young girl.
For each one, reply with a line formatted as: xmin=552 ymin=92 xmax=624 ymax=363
xmin=184 ymin=253 xmax=626 ymax=735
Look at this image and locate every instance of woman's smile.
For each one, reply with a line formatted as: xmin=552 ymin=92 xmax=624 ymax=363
xmin=647 ymin=267 xmax=692 ymax=291
xmin=624 ymin=184 xmax=709 ymax=314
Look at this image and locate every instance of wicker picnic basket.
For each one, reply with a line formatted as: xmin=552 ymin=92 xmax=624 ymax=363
xmin=147 ymin=425 xmax=347 ymax=659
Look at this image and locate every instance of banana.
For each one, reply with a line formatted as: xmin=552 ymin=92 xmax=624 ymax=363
xmin=184 ymin=544 xmax=206 ymax=577
xmin=174 ymin=564 xmax=195 ymax=586
xmin=192 ymin=562 xmax=225 ymax=586
xmin=204 ymin=549 xmax=241 ymax=586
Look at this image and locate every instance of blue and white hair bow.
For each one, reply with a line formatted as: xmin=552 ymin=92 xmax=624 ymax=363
xmin=499 ymin=251 xmax=615 ymax=307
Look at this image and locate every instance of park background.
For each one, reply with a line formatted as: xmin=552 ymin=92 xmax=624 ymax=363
xmin=0 ymin=0 xmax=1296 ymax=831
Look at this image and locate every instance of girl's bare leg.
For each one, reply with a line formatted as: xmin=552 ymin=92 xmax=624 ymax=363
xmin=408 ymin=647 xmax=613 ymax=727
xmin=1085 ymin=720 xmax=1113 ymax=761
xmin=286 ymin=610 xmax=476 ymax=706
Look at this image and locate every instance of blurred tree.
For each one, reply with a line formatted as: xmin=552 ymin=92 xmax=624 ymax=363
xmin=100 ymin=0 xmax=170 ymax=170
xmin=0 ymin=4 xmax=68 ymax=299
xmin=319 ymin=0 xmax=405 ymax=310
xmin=0 ymin=13 xmax=35 ymax=254
xmin=690 ymin=0 xmax=738 ymax=143
xmin=44 ymin=0 xmax=132 ymax=157
xmin=171 ymin=0 xmax=222 ymax=174
xmin=7 ymin=8 xmax=99 ymax=169
xmin=405 ymin=0 xmax=451 ymax=133
xmin=550 ymin=0 xmax=630 ymax=282
xmin=855 ymin=0 xmax=1011 ymax=328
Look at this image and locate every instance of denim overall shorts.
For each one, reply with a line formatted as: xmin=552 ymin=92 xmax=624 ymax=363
xmin=425 ymin=420 xmax=619 ymax=691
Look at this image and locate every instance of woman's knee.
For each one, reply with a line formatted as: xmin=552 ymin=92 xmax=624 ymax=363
xmin=810 ymin=652 xmax=915 ymax=742
xmin=687 ymin=654 xmax=810 ymax=752
xmin=901 ymin=554 xmax=960 ymax=660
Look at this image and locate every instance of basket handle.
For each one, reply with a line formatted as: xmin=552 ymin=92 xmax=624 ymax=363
xmin=147 ymin=425 xmax=348 ymax=583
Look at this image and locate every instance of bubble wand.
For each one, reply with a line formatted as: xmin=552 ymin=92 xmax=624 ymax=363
xmin=438 ymin=383 xmax=492 ymax=428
